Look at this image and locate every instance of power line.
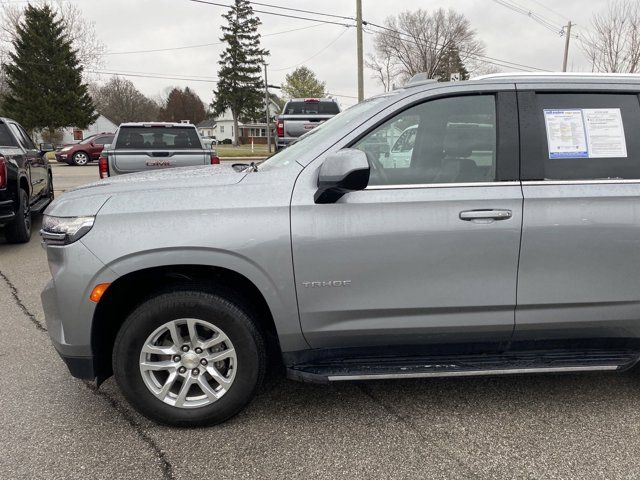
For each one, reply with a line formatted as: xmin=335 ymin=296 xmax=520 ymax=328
xmin=492 ymin=0 xmax=578 ymax=38
xmin=526 ymin=0 xmax=568 ymax=22
xmin=187 ymin=0 xmax=354 ymax=27
xmin=364 ymin=22 xmax=551 ymax=72
xmin=271 ymin=26 xmax=351 ymax=71
xmin=103 ymin=23 xmax=326 ymax=56
xmin=248 ymin=1 xmax=354 ymax=22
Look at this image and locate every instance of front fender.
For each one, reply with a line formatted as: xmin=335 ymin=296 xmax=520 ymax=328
xmin=85 ymin=245 xmax=308 ymax=352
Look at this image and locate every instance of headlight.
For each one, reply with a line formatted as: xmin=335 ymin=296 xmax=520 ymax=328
xmin=60 ymin=146 xmax=72 ymax=152
xmin=41 ymin=215 xmax=95 ymax=246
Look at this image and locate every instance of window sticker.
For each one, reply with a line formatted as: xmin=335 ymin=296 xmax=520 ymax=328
xmin=543 ymin=109 xmax=588 ymax=159
xmin=583 ymin=109 xmax=627 ymax=158
xmin=543 ymin=108 xmax=627 ymax=159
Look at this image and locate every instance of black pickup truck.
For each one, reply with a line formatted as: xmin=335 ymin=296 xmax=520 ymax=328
xmin=0 ymin=117 xmax=54 ymax=243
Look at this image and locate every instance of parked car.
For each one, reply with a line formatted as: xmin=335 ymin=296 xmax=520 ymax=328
xmin=98 ymin=122 xmax=219 ymax=178
xmin=0 ymin=117 xmax=54 ymax=243
xmin=201 ymin=136 xmax=219 ymax=149
xmin=55 ymin=133 xmax=115 ymax=166
xmin=275 ymin=97 xmax=340 ymax=150
xmin=41 ymin=73 xmax=640 ymax=427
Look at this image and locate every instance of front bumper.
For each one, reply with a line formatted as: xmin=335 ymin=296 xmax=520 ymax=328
xmin=55 ymin=153 xmax=69 ymax=162
xmin=41 ymin=239 xmax=116 ymax=379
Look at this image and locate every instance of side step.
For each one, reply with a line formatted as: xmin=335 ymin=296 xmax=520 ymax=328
xmin=31 ymin=196 xmax=52 ymax=213
xmin=286 ymin=350 xmax=640 ymax=384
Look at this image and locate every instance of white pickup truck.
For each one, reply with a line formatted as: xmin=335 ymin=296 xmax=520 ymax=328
xmin=275 ymin=98 xmax=340 ymax=150
xmin=99 ymin=122 xmax=220 ymax=178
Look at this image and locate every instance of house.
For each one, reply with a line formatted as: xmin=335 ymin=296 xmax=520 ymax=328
xmin=203 ymin=99 xmax=282 ymax=144
xmin=34 ymin=114 xmax=118 ymax=145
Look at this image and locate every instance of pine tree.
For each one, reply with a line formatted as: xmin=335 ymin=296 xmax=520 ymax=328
xmin=212 ymin=0 xmax=268 ymax=146
xmin=2 ymin=5 xmax=96 ymax=135
xmin=434 ymin=45 xmax=470 ymax=82
xmin=281 ymin=66 xmax=327 ymax=99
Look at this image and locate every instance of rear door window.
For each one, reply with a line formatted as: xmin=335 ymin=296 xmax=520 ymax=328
xmin=519 ymin=92 xmax=640 ymax=180
xmin=0 ymin=123 xmax=18 ymax=147
xmin=115 ymin=127 xmax=202 ymax=149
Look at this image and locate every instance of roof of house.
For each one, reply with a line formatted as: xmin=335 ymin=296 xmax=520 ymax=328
xmin=196 ymin=118 xmax=217 ymax=128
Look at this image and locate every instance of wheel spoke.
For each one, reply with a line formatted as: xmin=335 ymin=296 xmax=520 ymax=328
xmin=206 ymin=365 xmax=232 ymax=387
xmin=140 ymin=359 xmax=175 ymax=372
xmin=175 ymin=376 xmax=195 ymax=407
xmin=142 ymin=344 xmax=177 ymax=356
xmin=196 ymin=376 xmax=220 ymax=401
xmin=166 ymin=322 xmax=182 ymax=347
xmin=206 ymin=348 xmax=235 ymax=363
xmin=200 ymin=331 xmax=229 ymax=350
xmin=158 ymin=370 xmax=178 ymax=399
xmin=186 ymin=319 xmax=199 ymax=346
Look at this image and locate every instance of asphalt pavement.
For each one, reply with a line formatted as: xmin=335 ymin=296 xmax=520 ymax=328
xmin=2 ymin=163 xmax=640 ymax=479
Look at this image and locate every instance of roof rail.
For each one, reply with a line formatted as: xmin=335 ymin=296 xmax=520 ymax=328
xmin=472 ymin=72 xmax=640 ymax=80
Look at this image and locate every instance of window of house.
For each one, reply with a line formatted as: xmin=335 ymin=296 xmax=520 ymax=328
xmin=354 ymin=95 xmax=497 ymax=186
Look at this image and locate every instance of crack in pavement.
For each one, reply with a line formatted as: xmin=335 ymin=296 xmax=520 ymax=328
xmin=0 ymin=268 xmax=176 ymax=480
xmin=357 ymin=384 xmax=481 ymax=480
xmin=0 ymin=270 xmax=47 ymax=332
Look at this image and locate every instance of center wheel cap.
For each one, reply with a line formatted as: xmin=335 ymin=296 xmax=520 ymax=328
xmin=182 ymin=352 xmax=199 ymax=369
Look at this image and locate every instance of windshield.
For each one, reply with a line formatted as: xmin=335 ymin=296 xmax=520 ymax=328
xmin=80 ymin=135 xmax=98 ymax=144
xmin=259 ymin=95 xmax=392 ymax=171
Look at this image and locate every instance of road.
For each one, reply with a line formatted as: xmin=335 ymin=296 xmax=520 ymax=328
xmin=2 ymin=163 xmax=640 ymax=479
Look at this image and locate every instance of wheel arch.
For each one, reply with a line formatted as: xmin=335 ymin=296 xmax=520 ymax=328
xmin=91 ymin=263 xmax=285 ymax=383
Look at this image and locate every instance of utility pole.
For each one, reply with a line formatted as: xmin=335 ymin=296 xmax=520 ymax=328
xmin=356 ymin=0 xmax=364 ymax=102
xmin=264 ymin=63 xmax=271 ymax=154
xmin=562 ymin=21 xmax=572 ymax=72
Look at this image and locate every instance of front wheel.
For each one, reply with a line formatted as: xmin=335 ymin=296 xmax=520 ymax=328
xmin=113 ymin=289 xmax=266 ymax=427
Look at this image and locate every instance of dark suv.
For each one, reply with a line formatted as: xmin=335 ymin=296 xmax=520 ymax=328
xmin=0 ymin=117 xmax=54 ymax=243
xmin=55 ymin=133 xmax=114 ymax=166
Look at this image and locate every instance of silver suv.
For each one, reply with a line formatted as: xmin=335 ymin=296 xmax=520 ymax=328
xmin=41 ymin=73 xmax=640 ymax=426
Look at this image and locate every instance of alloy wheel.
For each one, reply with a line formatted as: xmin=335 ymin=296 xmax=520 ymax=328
xmin=139 ymin=318 xmax=237 ymax=409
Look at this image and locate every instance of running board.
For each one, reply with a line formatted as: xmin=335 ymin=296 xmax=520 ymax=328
xmin=286 ymin=350 xmax=640 ymax=384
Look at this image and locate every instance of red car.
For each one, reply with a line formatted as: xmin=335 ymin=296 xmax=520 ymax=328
xmin=55 ymin=133 xmax=115 ymax=166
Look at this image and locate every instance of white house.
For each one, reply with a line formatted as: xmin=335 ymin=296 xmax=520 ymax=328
xmin=200 ymin=100 xmax=281 ymax=144
xmin=34 ymin=114 xmax=117 ymax=145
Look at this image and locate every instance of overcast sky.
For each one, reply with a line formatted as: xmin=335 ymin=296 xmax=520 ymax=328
xmin=75 ymin=0 xmax=606 ymax=109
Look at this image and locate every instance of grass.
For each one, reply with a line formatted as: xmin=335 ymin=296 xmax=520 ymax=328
xmin=215 ymin=144 xmax=273 ymax=158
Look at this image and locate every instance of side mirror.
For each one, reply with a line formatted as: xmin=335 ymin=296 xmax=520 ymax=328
xmin=314 ymin=148 xmax=370 ymax=204
xmin=39 ymin=142 xmax=54 ymax=152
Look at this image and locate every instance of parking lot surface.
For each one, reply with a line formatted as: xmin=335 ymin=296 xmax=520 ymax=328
xmin=3 ymin=164 xmax=640 ymax=479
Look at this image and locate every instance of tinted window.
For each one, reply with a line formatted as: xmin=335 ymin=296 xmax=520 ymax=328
xmin=0 ymin=123 xmax=18 ymax=147
xmin=115 ymin=127 xmax=202 ymax=149
xmin=355 ymin=95 xmax=497 ymax=186
xmin=17 ymin=125 xmax=35 ymax=149
xmin=284 ymin=101 xmax=340 ymax=115
xmin=80 ymin=135 xmax=98 ymax=144
xmin=520 ymin=92 xmax=640 ymax=180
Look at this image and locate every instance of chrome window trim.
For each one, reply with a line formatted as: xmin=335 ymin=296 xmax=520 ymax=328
xmin=522 ymin=179 xmax=640 ymax=186
xmin=365 ymin=181 xmax=520 ymax=190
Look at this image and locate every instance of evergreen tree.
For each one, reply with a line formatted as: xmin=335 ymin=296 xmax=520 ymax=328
xmin=434 ymin=45 xmax=470 ymax=82
xmin=281 ymin=66 xmax=327 ymax=99
xmin=161 ymin=87 xmax=206 ymax=124
xmin=212 ymin=0 xmax=268 ymax=146
xmin=2 ymin=5 xmax=96 ymax=135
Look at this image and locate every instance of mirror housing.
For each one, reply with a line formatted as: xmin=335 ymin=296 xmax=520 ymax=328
xmin=314 ymin=148 xmax=370 ymax=204
xmin=39 ymin=142 xmax=54 ymax=152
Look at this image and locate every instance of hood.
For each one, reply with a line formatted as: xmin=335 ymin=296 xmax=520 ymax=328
xmin=45 ymin=164 xmax=248 ymax=217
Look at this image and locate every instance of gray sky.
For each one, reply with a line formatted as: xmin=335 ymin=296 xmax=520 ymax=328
xmin=78 ymin=0 xmax=604 ymax=108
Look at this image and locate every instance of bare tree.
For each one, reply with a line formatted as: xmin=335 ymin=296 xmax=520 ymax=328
xmin=0 ymin=0 xmax=105 ymax=70
xmin=91 ymin=76 xmax=160 ymax=125
xmin=581 ymin=0 xmax=640 ymax=73
xmin=367 ymin=9 xmax=486 ymax=87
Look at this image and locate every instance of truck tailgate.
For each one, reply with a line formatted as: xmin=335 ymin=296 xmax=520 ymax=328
xmin=283 ymin=114 xmax=333 ymax=138
xmin=112 ymin=150 xmax=208 ymax=174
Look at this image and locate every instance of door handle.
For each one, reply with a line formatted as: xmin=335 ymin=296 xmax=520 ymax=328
xmin=459 ymin=209 xmax=512 ymax=221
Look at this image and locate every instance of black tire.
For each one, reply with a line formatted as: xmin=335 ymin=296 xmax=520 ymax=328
xmin=4 ymin=188 xmax=31 ymax=244
xmin=113 ymin=289 xmax=266 ymax=427
xmin=72 ymin=151 xmax=89 ymax=166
